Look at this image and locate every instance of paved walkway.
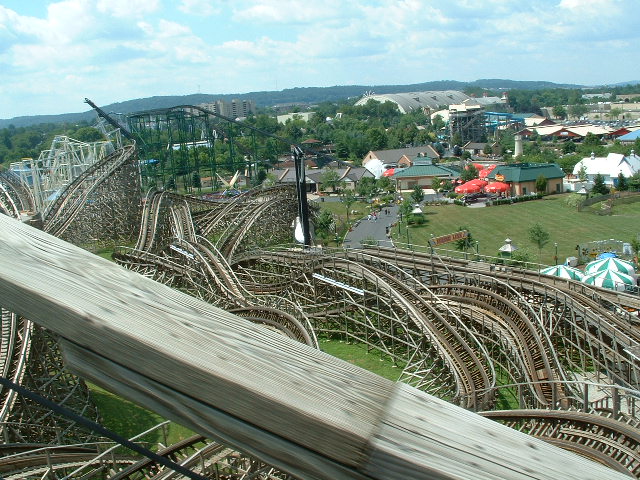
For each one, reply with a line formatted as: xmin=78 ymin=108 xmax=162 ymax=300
xmin=343 ymin=204 xmax=399 ymax=248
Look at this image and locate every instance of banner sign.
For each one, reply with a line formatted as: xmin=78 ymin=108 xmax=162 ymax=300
xmin=429 ymin=230 xmax=468 ymax=247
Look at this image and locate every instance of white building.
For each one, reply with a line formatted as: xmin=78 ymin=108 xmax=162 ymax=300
xmin=572 ymin=151 xmax=640 ymax=187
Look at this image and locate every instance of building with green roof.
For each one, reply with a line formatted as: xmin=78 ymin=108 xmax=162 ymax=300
xmin=488 ymin=163 xmax=565 ymax=196
xmin=392 ymin=162 xmax=458 ymax=191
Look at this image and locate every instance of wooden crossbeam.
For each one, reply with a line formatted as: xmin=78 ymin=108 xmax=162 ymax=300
xmin=0 ymin=214 xmax=629 ymax=479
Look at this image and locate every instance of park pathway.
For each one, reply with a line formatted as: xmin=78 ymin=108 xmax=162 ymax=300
xmin=343 ymin=203 xmax=399 ymax=248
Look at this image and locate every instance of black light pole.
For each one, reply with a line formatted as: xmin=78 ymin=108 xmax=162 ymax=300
xmin=292 ymin=145 xmax=311 ymax=247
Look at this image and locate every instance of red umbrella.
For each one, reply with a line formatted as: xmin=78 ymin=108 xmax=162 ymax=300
xmin=454 ymin=182 xmax=482 ymax=194
xmin=466 ymin=178 xmax=488 ymax=187
xmin=484 ymin=181 xmax=510 ymax=193
xmin=382 ymin=168 xmax=395 ymax=177
xmin=478 ymin=164 xmax=496 ymax=178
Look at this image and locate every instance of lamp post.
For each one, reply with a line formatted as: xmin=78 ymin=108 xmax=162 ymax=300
xmin=554 ymin=242 xmax=558 ymax=265
xmin=475 ymin=240 xmax=479 ymax=260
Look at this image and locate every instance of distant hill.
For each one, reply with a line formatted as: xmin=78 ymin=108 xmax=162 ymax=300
xmin=609 ymin=80 xmax=640 ymax=87
xmin=0 ymin=78 xmax=584 ymax=128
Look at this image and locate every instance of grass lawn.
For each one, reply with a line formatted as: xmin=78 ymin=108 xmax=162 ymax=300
xmin=319 ymin=339 xmax=404 ymax=382
xmin=316 ymin=198 xmax=370 ymax=223
xmin=392 ymin=194 xmax=640 ymax=266
xmin=89 ymin=383 xmax=195 ymax=448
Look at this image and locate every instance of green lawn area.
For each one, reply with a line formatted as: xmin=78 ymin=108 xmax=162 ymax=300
xmin=319 ymin=339 xmax=404 ymax=382
xmin=89 ymin=383 xmax=195 ymax=448
xmin=392 ymin=194 xmax=640 ymax=266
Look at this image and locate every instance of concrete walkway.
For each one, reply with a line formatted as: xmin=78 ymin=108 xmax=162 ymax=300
xmin=343 ymin=204 xmax=399 ymax=249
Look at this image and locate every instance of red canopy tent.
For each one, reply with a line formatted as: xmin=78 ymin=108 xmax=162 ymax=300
xmin=484 ymin=181 xmax=510 ymax=193
xmin=454 ymin=182 xmax=482 ymax=194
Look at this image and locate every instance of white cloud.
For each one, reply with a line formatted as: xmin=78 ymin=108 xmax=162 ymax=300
xmin=96 ymin=0 xmax=161 ymax=18
xmin=233 ymin=0 xmax=345 ymax=24
xmin=178 ymin=0 xmax=223 ymax=16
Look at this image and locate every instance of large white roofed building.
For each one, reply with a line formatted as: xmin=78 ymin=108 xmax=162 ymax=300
xmin=572 ymin=151 xmax=640 ymax=187
xmin=354 ymin=90 xmax=504 ymax=114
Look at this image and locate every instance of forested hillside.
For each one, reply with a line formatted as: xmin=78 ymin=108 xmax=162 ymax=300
xmin=0 ymin=78 xmax=586 ymax=129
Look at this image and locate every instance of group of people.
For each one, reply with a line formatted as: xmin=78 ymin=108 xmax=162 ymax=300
xmin=367 ymin=208 xmax=391 ymax=222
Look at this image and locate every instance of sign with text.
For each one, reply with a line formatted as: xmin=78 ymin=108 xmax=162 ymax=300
xmin=429 ymin=230 xmax=468 ymax=247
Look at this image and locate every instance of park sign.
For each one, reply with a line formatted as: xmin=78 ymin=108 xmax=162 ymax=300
xmin=429 ymin=230 xmax=468 ymax=247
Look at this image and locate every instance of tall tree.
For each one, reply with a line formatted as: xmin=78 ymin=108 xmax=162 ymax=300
xmin=535 ymin=174 xmax=548 ymax=194
xmin=339 ymin=189 xmax=357 ymax=223
xmin=528 ymin=223 xmax=550 ymax=263
xmin=320 ymin=169 xmax=342 ymax=193
xmin=552 ymin=105 xmax=567 ymax=119
xmin=617 ymin=172 xmax=628 ymax=191
xmin=591 ymin=173 xmax=609 ymax=195
xmin=461 ymin=164 xmax=479 ymax=182
xmin=410 ymin=184 xmax=424 ymax=204
xmin=454 ymin=226 xmax=474 ymax=253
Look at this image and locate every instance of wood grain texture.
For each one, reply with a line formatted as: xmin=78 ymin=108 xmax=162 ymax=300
xmin=363 ymin=382 xmax=629 ymax=479
xmin=0 ymin=215 xmax=391 ymax=467
xmin=0 ymin=215 xmax=631 ymax=479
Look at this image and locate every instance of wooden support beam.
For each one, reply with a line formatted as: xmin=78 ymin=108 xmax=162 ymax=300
xmin=0 ymin=214 xmax=629 ymax=479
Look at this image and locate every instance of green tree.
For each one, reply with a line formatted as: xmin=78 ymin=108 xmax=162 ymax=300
xmin=568 ymin=104 xmax=589 ymax=120
xmin=454 ymin=227 xmax=474 ymax=253
xmin=565 ymin=193 xmax=584 ymax=209
xmin=376 ymin=176 xmax=395 ymax=194
xmin=577 ymin=163 xmax=588 ymax=182
xmin=339 ymin=189 xmax=357 ymax=223
xmin=357 ymin=176 xmax=378 ymax=198
xmin=528 ymin=223 xmax=551 ymax=263
xmin=617 ymin=172 xmax=628 ymax=191
xmin=366 ymin=127 xmax=388 ymax=151
xmin=460 ymin=164 xmax=479 ymax=182
xmin=628 ymin=171 xmax=640 ymax=190
xmin=609 ymin=107 xmax=624 ymax=120
xmin=192 ymin=171 xmax=202 ymax=190
xmin=165 ymin=176 xmax=177 ymax=190
xmin=410 ymin=184 xmax=424 ymax=204
xmin=562 ymin=141 xmax=576 ymax=154
xmin=320 ymin=169 xmax=342 ymax=193
xmin=583 ymin=132 xmax=601 ymax=147
xmin=399 ymin=198 xmax=413 ymax=222
xmin=535 ymin=174 xmax=548 ymax=194
xmin=591 ymin=173 xmax=609 ymax=195
xmin=314 ymin=209 xmax=335 ymax=243
xmin=552 ymin=105 xmax=567 ymax=119
xmin=431 ymin=177 xmax=443 ymax=192
xmin=432 ymin=115 xmax=445 ymax=132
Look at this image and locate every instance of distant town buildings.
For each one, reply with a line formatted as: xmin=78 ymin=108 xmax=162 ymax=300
xmin=199 ymin=99 xmax=256 ymax=119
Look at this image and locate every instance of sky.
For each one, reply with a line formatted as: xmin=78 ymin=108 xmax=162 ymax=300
xmin=1 ymin=0 xmax=639 ymax=119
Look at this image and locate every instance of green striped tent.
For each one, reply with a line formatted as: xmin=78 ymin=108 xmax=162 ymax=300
xmin=582 ymin=270 xmax=637 ymax=292
xmin=584 ymin=257 xmax=637 ymax=276
xmin=539 ymin=265 xmax=584 ymax=281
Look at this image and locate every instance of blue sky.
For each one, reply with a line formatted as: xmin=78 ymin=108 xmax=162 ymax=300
xmin=1 ymin=0 xmax=639 ymax=119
